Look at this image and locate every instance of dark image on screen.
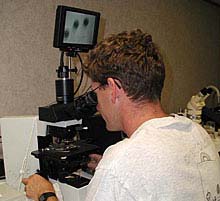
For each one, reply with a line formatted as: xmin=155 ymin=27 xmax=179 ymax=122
xmin=63 ymin=11 xmax=96 ymax=45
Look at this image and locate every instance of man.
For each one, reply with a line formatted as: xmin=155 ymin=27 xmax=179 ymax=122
xmin=23 ymin=29 xmax=220 ymax=201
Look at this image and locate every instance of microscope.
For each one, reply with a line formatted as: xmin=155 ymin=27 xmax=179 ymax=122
xmin=31 ymin=5 xmax=101 ymax=200
xmin=187 ymin=85 xmax=220 ymax=125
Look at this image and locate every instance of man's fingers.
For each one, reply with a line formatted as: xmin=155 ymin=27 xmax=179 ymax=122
xmin=88 ymin=160 xmax=97 ymax=167
xmin=89 ymin=154 xmax=102 ymax=161
xmin=87 ymin=161 xmax=97 ymax=171
xmin=88 ymin=154 xmax=102 ymax=171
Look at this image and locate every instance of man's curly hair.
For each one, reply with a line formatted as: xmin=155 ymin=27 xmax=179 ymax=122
xmin=83 ymin=29 xmax=165 ymax=102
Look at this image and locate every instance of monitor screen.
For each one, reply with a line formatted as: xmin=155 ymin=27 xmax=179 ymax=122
xmin=53 ymin=6 xmax=100 ymax=52
xmin=63 ymin=11 xmax=96 ymax=45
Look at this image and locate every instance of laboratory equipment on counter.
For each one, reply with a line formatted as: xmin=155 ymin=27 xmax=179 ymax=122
xmin=187 ymin=85 xmax=220 ymax=124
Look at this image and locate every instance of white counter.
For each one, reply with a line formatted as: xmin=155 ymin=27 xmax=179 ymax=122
xmin=0 ymin=180 xmax=26 ymax=201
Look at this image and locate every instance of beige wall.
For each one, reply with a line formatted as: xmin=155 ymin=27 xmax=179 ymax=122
xmin=0 ymin=0 xmax=220 ymax=117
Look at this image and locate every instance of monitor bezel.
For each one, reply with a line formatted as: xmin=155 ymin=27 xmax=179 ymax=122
xmin=53 ymin=5 xmax=100 ymax=52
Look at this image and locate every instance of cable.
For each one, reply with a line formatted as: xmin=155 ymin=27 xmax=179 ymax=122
xmin=18 ymin=116 xmax=38 ymax=191
xmin=74 ymin=52 xmax=84 ymax=95
xmin=60 ymin=51 xmax=64 ymax=67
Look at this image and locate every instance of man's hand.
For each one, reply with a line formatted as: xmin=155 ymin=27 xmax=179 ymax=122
xmin=22 ymin=174 xmax=56 ymax=201
xmin=87 ymin=154 xmax=102 ymax=171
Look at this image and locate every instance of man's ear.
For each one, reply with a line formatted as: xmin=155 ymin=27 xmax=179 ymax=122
xmin=107 ymin=78 xmax=121 ymax=104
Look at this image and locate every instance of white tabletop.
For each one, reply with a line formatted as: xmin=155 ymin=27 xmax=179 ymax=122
xmin=0 ymin=180 xmax=26 ymax=201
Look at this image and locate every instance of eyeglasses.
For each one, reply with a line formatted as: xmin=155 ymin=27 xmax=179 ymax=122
xmin=89 ymin=78 xmax=121 ymax=93
xmin=112 ymin=78 xmax=121 ymax=89
xmin=89 ymin=84 xmax=103 ymax=93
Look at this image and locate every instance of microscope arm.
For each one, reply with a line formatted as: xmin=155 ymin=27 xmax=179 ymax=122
xmin=206 ymin=85 xmax=220 ymax=105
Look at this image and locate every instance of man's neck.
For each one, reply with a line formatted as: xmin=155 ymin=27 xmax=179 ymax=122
xmin=120 ymin=100 xmax=168 ymax=137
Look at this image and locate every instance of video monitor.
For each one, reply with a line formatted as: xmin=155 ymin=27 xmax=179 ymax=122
xmin=53 ymin=5 xmax=100 ymax=52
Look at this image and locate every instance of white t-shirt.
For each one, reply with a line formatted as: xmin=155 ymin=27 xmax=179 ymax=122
xmin=85 ymin=115 xmax=220 ymax=201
